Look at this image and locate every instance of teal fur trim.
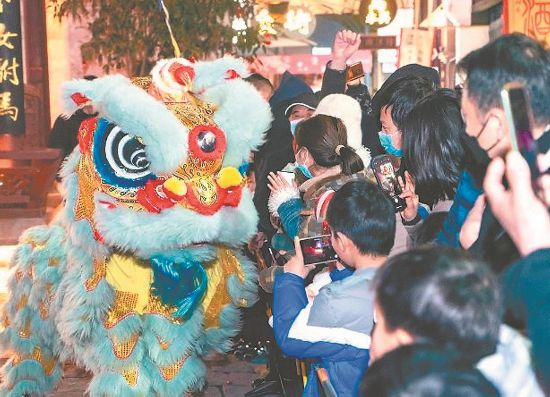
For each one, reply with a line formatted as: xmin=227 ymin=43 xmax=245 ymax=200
xmin=143 ymin=310 xmax=203 ymax=367
xmin=62 ymin=75 xmax=188 ymax=175
xmin=58 ymin=147 xmax=80 ymax=180
xmin=91 ymin=321 xmax=145 ymax=372
xmin=8 ymin=307 xmax=41 ymax=355
xmin=197 ymin=250 xmax=259 ymax=355
xmin=198 ymin=304 xmax=242 ymax=354
xmin=202 ymin=79 xmax=271 ymax=168
xmin=193 ymin=57 xmax=250 ymax=93
xmin=87 ymin=368 xmax=152 ymax=397
xmin=2 ymin=357 xmax=61 ymax=395
xmin=1 ymin=380 xmax=45 ymax=397
xmin=94 ymin=189 xmax=258 ymax=257
xmin=146 ymin=355 xmax=206 ymax=396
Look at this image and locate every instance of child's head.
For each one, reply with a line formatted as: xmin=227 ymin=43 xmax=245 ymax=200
xmin=244 ymin=73 xmax=274 ymax=101
xmin=360 ymin=344 xmax=499 ymax=397
xmin=371 ymin=247 xmax=502 ymax=364
xmin=326 ymin=180 xmax=395 ymax=266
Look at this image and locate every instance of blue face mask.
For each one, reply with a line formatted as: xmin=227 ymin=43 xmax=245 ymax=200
xmin=296 ymin=163 xmax=313 ymax=180
xmin=289 ymin=118 xmax=305 ymax=136
xmin=378 ymin=131 xmax=403 ymax=157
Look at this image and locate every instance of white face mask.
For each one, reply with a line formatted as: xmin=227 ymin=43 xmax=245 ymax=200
xmin=289 ymin=118 xmax=305 ymax=136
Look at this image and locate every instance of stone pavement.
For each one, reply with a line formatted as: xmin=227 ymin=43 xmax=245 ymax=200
xmin=0 ymin=353 xmax=267 ymax=396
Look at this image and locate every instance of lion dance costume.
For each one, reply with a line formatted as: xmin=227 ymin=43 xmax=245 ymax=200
xmin=0 ymin=57 xmax=272 ymax=396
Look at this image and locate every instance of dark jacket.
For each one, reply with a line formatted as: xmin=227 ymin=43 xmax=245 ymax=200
xmin=501 ymin=248 xmax=550 ymax=392
xmin=321 ymin=64 xmax=384 ymax=156
xmin=254 ymin=72 xmax=312 ymax=236
xmin=48 ymin=109 xmax=96 ymax=158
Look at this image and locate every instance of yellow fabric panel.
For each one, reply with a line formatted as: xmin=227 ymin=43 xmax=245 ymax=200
xmin=105 ymin=253 xmax=152 ymax=314
xmin=202 ymin=247 xmax=245 ymax=329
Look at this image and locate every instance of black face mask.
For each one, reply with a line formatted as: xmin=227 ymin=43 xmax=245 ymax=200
xmin=461 ymin=133 xmax=490 ymax=186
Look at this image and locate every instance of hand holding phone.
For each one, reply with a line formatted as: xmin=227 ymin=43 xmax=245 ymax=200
xmin=371 ymin=154 xmax=406 ymax=212
xmin=346 ymin=61 xmax=365 ymax=83
xmin=299 ymin=235 xmax=338 ymax=266
xmin=501 ymin=82 xmax=539 ymax=179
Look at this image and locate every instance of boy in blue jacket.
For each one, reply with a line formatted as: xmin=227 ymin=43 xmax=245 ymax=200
xmin=273 ymin=181 xmax=396 ymax=396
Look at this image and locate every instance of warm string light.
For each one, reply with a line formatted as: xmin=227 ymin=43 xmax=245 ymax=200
xmin=284 ymin=8 xmax=313 ymax=36
xmin=256 ymin=9 xmax=277 ymax=36
xmin=365 ymin=0 xmax=392 ymax=26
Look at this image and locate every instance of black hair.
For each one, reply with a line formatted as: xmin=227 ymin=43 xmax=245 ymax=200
xmin=374 ymin=246 xmax=502 ymax=364
xmin=295 ymin=114 xmax=364 ymax=175
xmin=403 ymin=89 xmax=465 ymax=206
xmin=377 ymin=75 xmax=436 ymax=130
xmin=458 ymin=33 xmax=550 ymax=126
xmin=359 ymin=344 xmax=499 ymax=397
xmin=413 ymin=212 xmax=448 ymax=246
xmin=83 ymin=75 xmax=98 ymax=81
xmin=326 ymin=180 xmax=395 ymax=256
xmin=244 ymin=73 xmax=274 ymax=92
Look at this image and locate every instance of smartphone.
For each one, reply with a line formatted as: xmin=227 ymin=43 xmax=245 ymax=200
xmin=346 ymin=62 xmax=365 ymax=83
xmin=371 ymin=154 xmax=406 ymax=212
xmin=299 ymin=235 xmax=338 ymax=266
xmin=500 ymin=82 xmax=539 ymax=179
xmin=279 ymin=170 xmax=296 ymax=185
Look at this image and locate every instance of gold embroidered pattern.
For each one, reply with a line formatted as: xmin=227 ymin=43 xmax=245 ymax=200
xmin=84 ymin=259 xmax=107 ymax=292
xmin=165 ymin=100 xmax=215 ymax=128
xmin=158 ymin=355 xmax=187 ymax=381
xmin=146 ymin=294 xmax=183 ymax=325
xmin=112 ymin=333 xmax=139 ymax=359
xmin=122 ymin=366 xmax=139 ymax=386
xmin=157 ymin=335 xmax=170 ymax=350
xmin=191 ymin=178 xmax=218 ymax=206
xmin=74 ymin=155 xmax=101 ymax=223
xmin=131 ymin=76 xmax=152 ymax=90
xmin=2 ymin=313 xmax=9 ymax=328
xmin=39 ymin=284 xmax=55 ymax=320
xmin=14 ymin=269 xmax=23 ymax=282
xmin=13 ymin=347 xmax=56 ymax=376
xmin=19 ymin=319 xmax=30 ymax=339
xmin=48 ymin=257 xmax=60 ymax=267
xmin=175 ymin=158 xmax=222 ymax=181
xmin=104 ymin=290 xmax=139 ymax=329
xmin=15 ymin=294 xmax=27 ymax=310
xmin=202 ymin=247 xmax=246 ymax=328
xmin=24 ymin=239 xmax=45 ymax=250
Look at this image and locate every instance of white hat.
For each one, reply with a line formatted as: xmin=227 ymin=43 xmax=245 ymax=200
xmin=314 ymin=94 xmax=371 ymax=167
xmin=314 ymin=94 xmax=362 ymax=150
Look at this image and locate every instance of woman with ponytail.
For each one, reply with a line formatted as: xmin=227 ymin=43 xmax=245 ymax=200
xmin=267 ymin=114 xmax=366 ymax=244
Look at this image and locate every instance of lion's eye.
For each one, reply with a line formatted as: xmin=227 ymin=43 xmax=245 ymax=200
xmin=197 ymin=130 xmax=217 ymax=153
xmin=93 ymin=119 xmax=154 ymax=188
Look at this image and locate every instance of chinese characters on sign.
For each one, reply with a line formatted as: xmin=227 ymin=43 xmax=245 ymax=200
xmin=504 ymin=0 xmax=550 ymax=46
xmin=398 ymin=28 xmax=434 ymax=67
xmin=0 ymin=0 xmax=24 ymax=135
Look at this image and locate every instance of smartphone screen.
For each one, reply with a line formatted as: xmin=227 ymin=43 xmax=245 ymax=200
xmin=279 ymin=171 xmax=296 ymax=185
xmin=371 ymin=154 xmax=406 ymax=212
xmin=299 ymin=235 xmax=338 ymax=266
xmin=346 ymin=62 xmax=365 ymax=83
xmin=501 ymin=82 xmax=539 ymax=179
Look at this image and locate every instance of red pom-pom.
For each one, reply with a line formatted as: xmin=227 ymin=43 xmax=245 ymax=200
xmin=71 ymin=93 xmax=90 ymax=106
xmin=169 ymin=63 xmax=195 ymax=86
xmin=225 ymin=69 xmax=240 ymax=80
